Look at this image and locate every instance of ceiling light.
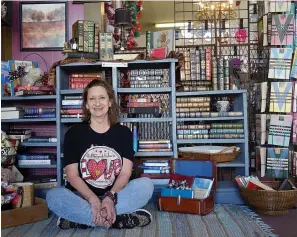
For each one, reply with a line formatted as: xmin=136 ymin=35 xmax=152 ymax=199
xmin=155 ymin=22 xmax=188 ymax=28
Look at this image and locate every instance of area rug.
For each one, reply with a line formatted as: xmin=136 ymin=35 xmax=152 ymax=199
xmin=1 ymin=204 xmax=278 ymax=237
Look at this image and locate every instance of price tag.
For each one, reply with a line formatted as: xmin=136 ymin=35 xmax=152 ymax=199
xmin=102 ymin=62 xmax=128 ymax=68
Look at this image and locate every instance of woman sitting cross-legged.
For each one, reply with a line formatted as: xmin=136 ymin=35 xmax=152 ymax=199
xmin=46 ymin=79 xmax=154 ymax=229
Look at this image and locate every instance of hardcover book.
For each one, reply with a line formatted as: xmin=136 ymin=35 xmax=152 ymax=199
xmin=153 ymin=30 xmax=175 ymax=55
xmin=268 ymin=114 xmax=293 ymax=147
xmin=255 ymin=114 xmax=270 ymax=145
xmin=292 ymin=114 xmax=297 ymax=143
xmin=254 ymin=82 xmax=267 ymax=112
xmin=256 ymin=146 xmax=267 ymax=177
xmin=266 ymin=148 xmax=289 ymax=179
xmin=268 ymin=48 xmax=293 ymax=79
xmin=269 ymin=82 xmax=293 ymax=113
xmin=271 ymin=14 xmax=294 ymax=45
xmin=293 ymin=82 xmax=297 ymax=112
xmin=269 ymin=0 xmax=291 ymax=13
xmin=291 ymin=48 xmax=297 ymax=79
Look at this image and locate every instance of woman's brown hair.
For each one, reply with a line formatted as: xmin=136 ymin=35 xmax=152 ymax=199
xmin=82 ymin=79 xmax=119 ymax=126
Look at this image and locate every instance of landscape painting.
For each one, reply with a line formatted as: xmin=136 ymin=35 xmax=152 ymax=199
xmin=20 ymin=2 xmax=68 ymax=51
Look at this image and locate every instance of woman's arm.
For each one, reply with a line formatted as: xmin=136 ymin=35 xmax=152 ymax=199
xmin=65 ymin=163 xmax=99 ymax=203
xmin=110 ymin=158 xmax=133 ymax=193
xmin=100 ymin=158 xmax=133 ymax=225
xmin=66 ymin=163 xmax=106 ymax=226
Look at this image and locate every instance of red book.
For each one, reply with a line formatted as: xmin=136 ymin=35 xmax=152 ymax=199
xmin=149 ymin=47 xmax=167 ymax=59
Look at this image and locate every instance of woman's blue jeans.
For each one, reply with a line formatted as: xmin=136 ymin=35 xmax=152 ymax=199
xmin=46 ymin=177 xmax=154 ymax=227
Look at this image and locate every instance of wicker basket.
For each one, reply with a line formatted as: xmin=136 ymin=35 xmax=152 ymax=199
xmin=179 ymin=146 xmax=240 ymax=163
xmin=239 ymin=181 xmax=297 ymax=215
xmin=12 ymin=182 xmax=35 ymax=209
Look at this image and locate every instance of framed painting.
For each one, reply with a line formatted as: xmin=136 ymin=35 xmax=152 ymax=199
xmin=20 ymin=1 xmax=68 ymax=51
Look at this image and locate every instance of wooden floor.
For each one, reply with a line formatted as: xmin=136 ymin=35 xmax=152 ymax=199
xmin=259 ymin=207 xmax=297 ymax=237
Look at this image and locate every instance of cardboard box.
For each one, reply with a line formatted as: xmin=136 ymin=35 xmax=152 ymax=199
xmin=1 ymin=197 xmax=48 ymax=228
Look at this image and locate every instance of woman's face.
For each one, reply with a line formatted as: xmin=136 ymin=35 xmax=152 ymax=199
xmin=86 ymin=86 xmax=111 ymax=119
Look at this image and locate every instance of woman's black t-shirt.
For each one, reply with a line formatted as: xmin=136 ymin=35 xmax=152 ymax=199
xmin=63 ymin=122 xmax=135 ymax=196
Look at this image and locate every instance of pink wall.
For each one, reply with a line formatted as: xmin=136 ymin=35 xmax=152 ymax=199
xmin=12 ymin=1 xmax=84 ymax=72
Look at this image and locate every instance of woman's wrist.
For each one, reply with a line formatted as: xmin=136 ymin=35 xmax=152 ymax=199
xmin=103 ymin=191 xmax=118 ymax=205
xmin=88 ymin=195 xmax=100 ymax=204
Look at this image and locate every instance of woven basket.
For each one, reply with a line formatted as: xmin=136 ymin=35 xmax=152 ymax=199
xmin=179 ymin=146 xmax=240 ymax=163
xmin=239 ymin=181 xmax=297 ymax=215
xmin=12 ymin=182 xmax=35 ymax=209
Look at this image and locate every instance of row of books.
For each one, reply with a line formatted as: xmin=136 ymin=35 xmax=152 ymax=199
xmin=138 ymin=159 xmax=170 ymax=174
xmin=4 ymin=128 xmax=57 ymax=143
xmin=16 ymin=153 xmax=56 ymax=167
xmin=236 ymin=175 xmax=297 ymax=191
xmin=2 ymin=107 xmax=56 ymax=119
xmin=177 ymin=47 xmax=238 ymax=91
xmin=10 ymin=85 xmax=55 ymax=97
xmin=120 ymin=94 xmax=170 ymax=118
xmin=68 ymin=72 xmax=104 ymax=89
xmin=119 ymin=69 xmax=170 ymax=88
xmin=123 ymin=122 xmax=171 ymax=148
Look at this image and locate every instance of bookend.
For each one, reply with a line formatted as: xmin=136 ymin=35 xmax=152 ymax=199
xmin=157 ymin=158 xmax=217 ymax=215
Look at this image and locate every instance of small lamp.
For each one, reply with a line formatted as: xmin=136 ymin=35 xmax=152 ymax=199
xmin=114 ymin=8 xmax=131 ymax=50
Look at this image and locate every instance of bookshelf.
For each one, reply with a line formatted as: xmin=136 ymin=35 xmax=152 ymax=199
xmin=54 ymin=59 xmax=249 ymax=204
xmin=1 ymin=94 xmax=58 ymax=196
xmin=175 ymin=90 xmax=249 ymax=204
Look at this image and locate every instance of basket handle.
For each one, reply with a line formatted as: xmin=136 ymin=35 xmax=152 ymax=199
xmin=218 ymin=146 xmax=237 ymax=153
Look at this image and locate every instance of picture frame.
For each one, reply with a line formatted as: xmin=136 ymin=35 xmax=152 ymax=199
xmin=20 ymin=1 xmax=68 ymax=51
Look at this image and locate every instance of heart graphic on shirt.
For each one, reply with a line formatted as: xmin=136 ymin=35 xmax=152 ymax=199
xmin=86 ymin=159 xmax=107 ymax=180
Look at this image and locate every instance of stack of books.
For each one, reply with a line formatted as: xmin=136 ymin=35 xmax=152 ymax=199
xmin=14 ymin=85 xmax=55 ymax=96
xmin=139 ymin=159 xmax=170 ymax=175
xmin=2 ymin=107 xmax=24 ymax=119
xmin=16 ymin=153 xmax=56 ymax=167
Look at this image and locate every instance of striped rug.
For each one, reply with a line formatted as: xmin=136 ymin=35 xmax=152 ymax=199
xmin=1 ymin=204 xmax=278 ymax=237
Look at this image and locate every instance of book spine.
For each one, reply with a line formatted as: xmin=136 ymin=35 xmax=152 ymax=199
xmin=212 ymin=57 xmax=218 ymax=90
xmin=205 ymin=47 xmax=212 ymax=81
xmin=133 ymin=123 xmax=138 ymax=152
xmin=23 ymin=113 xmax=55 ymax=118
xmin=218 ymin=58 xmax=224 ymax=90
xmin=75 ymin=20 xmax=84 ymax=52
xmin=27 ymin=137 xmax=57 ymax=143
xmin=17 ymin=154 xmax=52 ymax=160
xmin=94 ymin=23 xmax=99 ymax=53
xmin=63 ymin=96 xmax=83 ymax=100
xmin=200 ymin=48 xmax=206 ymax=80
xmin=224 ymin=58 xmax=230 ymax=90
xmin=60 ymin=109 xmax=83 ymax=114
xmin=24 ymin=108 xmax=56 ymax=115
xmin=18 ymin=160 xmax=51 ymax=165
xmin=138 ymin=143 xmax=172 ymax=149
xmin=88 ymin=21 xmax=94 ymax=52
xmin=62 ymin=100 xmax=83 ymax=105
xmin=143 ymin=169 xmax=170 ymax=174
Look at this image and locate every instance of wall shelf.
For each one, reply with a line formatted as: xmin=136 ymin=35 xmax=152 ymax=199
xmin=2 ymin=95 xmax=57 ymax=100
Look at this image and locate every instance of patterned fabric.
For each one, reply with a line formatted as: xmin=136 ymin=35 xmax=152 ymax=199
xmin=1 ymin=204 xmax=278 ymax=237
